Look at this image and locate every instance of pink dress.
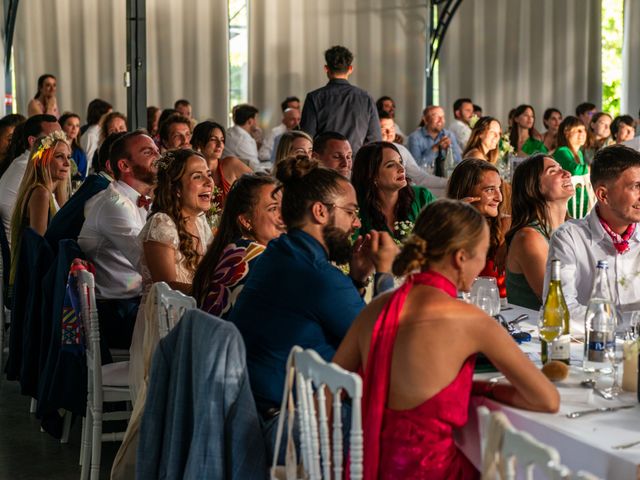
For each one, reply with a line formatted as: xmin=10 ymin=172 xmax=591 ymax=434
xmin=362 ymin=270 xmax=479 ymax=480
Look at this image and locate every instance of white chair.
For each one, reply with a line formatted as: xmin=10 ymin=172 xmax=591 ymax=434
xmin=568 ymin=174 xmax=595 ymax=219
xmin=76 ymin=269 xmax=131 ymax=480
xmin=274 ymin=346 xmax=363 ymax=480
xmin=478 ymin=406 xmax=571 ymax=480
xmin=153 ymin=281 xmax=196 ymax=339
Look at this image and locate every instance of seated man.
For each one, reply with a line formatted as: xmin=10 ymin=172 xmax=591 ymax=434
xmin=45 ymin=132 xmax=125 ymax=249
xmin=228 ymin=156 xmax=396 ymax=448
xmin=78 ymin=131 xmax=159 ymax=358
xmin=223 ymin=104 xmax=264 ymax=171
xmin=545 ymin=145 xmax=640 ymax=334
xmin=449 ymin=97 xmax=474 ymax=151
xmin=0 ymin=114 xmax=59 ymax=244
xmin=259 ymin=97 xmax=301 ymax=162
xmin=158 ymin=114 xmax=192 ymax=151
xmin=312 ymin=131 xmax=353 ymax=178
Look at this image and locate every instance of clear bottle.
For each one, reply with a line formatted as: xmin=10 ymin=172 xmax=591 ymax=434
xmin=444 ymin=145 xmax=456 ymax=178
xmin=583 ymin=260 xmax=616 ymax=373
xmin=541 ymin=260 xmax=570 ymax=364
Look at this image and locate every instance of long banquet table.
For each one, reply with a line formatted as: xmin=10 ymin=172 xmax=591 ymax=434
xmin=456 ymin=304 xmax=640 ymax=479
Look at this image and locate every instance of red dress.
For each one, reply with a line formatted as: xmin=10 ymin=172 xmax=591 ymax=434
xmin=362 ymin=270 xmax=479 ymax=480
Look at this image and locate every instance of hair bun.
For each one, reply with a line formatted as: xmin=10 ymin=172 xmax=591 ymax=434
xmin=392 ymin=234 xmax=428 ymax=276
xmin=275 ymin=155 xmax=319 ymax=184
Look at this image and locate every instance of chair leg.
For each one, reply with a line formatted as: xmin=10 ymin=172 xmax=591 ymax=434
xmin=29 ymin=398 xmax=37 ymax=414
xmin=79 ymin=416 xmax=86 ymax=466
xmin=60 ymin=410 xmax=72 ymax=444
xmin=80 ymin=409 xmax=92 ymax=479
xmin=90 ymin=404 xmax=103 ymax=480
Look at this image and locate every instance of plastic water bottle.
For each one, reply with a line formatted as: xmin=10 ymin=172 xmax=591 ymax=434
xmin=583 ymin=261 xmax=616 ymax=373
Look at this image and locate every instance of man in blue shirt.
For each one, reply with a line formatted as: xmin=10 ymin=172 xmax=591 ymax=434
xmin=407 ymin=105 xmax=462 ymax=174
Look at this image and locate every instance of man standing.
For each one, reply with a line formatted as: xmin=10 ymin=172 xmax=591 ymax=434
xmin=300 ymin=45 xmax=381 ymax=154
xmin=407 ymin=105 xmax=462 ymax=175
xmin=78 ymin=131 xmax=160 ymax=358
xmin=259 ymin=106 xmax=301 ymax=162
xmin=544 ymin=145 xmax=640 ymax=335
xmin=449 ymin=98 xmax=474 ymax=150
xmin=312 ymin=131 xmax=353 ymax=178
xmin=223 ymin=104 xmax=265 ymax=171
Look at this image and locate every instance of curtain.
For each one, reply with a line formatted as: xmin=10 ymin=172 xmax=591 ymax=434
xmin=13 ymin=0 xmax=228 ymax=125
xmin=249 ymin=0 xmax=427 ymax=134
xmin=622 ymin=0 xmax=640 ymax=117
xmin=439 ymin=0 xmax=602 ymax=127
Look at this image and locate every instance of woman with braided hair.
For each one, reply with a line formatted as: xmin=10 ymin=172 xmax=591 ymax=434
xmin=334 ymin=199 xmax=559 ymax=480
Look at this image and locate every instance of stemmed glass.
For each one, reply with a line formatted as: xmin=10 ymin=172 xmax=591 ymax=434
xmin=471 ymin=277 xmax=500 ymax=316
xmin=602 ymin=331 xmax=625 ymax=397
xmin=537 ymin=318 xmax=562 ymax=365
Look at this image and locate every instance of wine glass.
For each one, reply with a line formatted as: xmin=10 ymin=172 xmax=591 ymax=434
xmin=472 ymin=277 xmax=500 ymax=316
xmin=538 ymin=319 xmax=562 ymax=364
xmin=602 ymin=332 xmax=625 ymax=397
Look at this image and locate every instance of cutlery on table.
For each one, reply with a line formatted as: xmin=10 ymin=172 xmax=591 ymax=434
xmin=612 ymin=439 xmax=640 ymax=450
xmin=566 ymin=405 xmax=635 ymax=419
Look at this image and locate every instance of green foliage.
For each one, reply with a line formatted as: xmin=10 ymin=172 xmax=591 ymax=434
xmin=601 ymin=0 xmax=623 ymax=116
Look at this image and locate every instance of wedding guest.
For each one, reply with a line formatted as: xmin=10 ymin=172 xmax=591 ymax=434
xmin=584 ymin=112 xmax=613 ymax=164
xmin=542 ymin=108 xmax=562 ymax=152
xmin=449 ymin=97 xmax=474 ymax=151
xmin=59 ymin=112 xmax=88 ymax=181
xmin=575 ymin=102 xmax=597 ymax=128
xmin=462 ymin=116 xmax=502 ymax=164
xmin=0 ymin=114 xmax=25 ymax=177
xmin=272 ymin=130 xmax=313 ymax=170
xmin=174 ymin=99 xmax=193 ymax=121
xmin=312 ymin=131 xmax=353 ymax=178
xmin=259 ymin=106 xmax=301 ymax=162
xmin=505 ymin=155 xmax=574 ymax=309
xmin=27 ymin=74 xmax=59 ymax=118
xmin=228 ymin=156 xmax=397 ymax=451
xmin=81 ymin=99 xmax=112 ymax=163
xmin=159 ymin=114 xmax=192 ymax=151
xmin=334 ymin=199 xmax=559 ymax=480
xmin=78 ymin=131 xmax=159 ymax=358
xmin=448 ymin=159 xmax=510 ymax=298
xmin=351 ymin=141 xmax=435 ymax=241
xmin=376 ymin=95 xmax=405 ymax=140
xmin=509 ymin=104 xmax=547 ymax=156
xmin=193 ymin=173 xmax=284 ymax=318
xmin=545 ymin=145 xmax=640 ymax=334
xmin=553 ymin=116 xmax=588 ymax=217
xmin=99 ymin=111 xmax=128 ymax=145
xmin=611 ymin=115 xmax=636 ymax=144
xmin=9 ymin=131 xmax=70 ymax=289
xmin=191 ymin=120 xmax=252 ymax=205
xmin=223 ymin=104 xmax=262 ymax=170
xmin=473 ymin=104 xmax=483 ymax=117
xmin=0 ymin=114 xmax=60 ymax=244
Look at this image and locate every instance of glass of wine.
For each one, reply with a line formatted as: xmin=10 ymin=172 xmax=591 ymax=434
xmin=538 ymin=320 xmax=562 ymax=364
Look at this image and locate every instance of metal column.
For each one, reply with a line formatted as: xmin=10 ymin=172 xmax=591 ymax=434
xmin=126 ymin=0 xmax=147 ymax=130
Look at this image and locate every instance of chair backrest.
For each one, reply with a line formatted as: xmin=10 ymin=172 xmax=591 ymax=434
xmin=76 ymin=269 xmax=103 ymax=406
xmin=478 ymin=406 xmax=570 ymax=480
xmin=292 ymin=346 xmax=363 ymax=480
xmin=568 ymin=174 xmax=595 ymax=219
xmin=153 ymin=282 xmax=196 ymax=339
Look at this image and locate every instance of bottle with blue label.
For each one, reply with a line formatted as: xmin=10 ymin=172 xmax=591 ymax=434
xmin=583 ymin=260 xmax=616 ymax=374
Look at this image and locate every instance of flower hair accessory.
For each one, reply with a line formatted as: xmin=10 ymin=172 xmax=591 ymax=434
xmin=32 ymin=130 xmax=68 ymax=163
xmin=154 ymin=151 xmax=175 ymax=171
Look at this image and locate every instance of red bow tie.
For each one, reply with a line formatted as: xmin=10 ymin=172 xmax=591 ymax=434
xmin=137 ymin=195 xmax=151 ymax=210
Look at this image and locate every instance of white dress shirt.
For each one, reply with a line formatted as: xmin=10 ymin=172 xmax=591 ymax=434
xmin=449 ymin=119 xmax=472 ymax=151
xmin=0 ymin=150 xmax=30 ymax=246
xmin=223 ymin=125 xmax=262 ymax=171
xmin=258 ymin=123 xmax=287 ymax=162
xmin=81 ymin=124 xmax=101 ymax=171
xmin=623 ymin=135 xmax=640 ymax=152
xmin=544 ymin=208 xmax=640 ymax=336
xmin=78 ymin=180 xmax=148 ymax=299
xmin=394 ymin=143 xmax=448 ymax=198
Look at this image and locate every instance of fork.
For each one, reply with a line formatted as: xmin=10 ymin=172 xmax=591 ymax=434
xmin=612 ymin=439 xmax=640 ymax=450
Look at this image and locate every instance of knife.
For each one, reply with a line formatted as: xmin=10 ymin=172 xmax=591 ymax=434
xmin=566 ymin=405 xmax=635 ymax=419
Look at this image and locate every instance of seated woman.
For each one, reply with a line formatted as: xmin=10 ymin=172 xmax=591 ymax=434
xmin=191 ymin=120 xmax=251 ymax=206
xmin=462 ymin=116 xmax=502 ymax=164
xmin=9 ymin=131 xmax=70 ymax=289
xmin=334 ymin=199 xmax=559 ymax=480
xmin=611 ymin=115 xmax=636 ymax=144
xmin=509 ymin=104 xmax=547 ymax=156
xmin=59 ymin=112 xmax=88 ymax=182
xmin=27 ymin=74 xmax=59 ymax=118
xmin=584 ymin=112 xmax=613 ymax=165
xmin=192 ymin=173 xmax=285 ymax=319
xmin=448 ymin=159 xmax=509 ymax=298
xmin=541 ymin=108 xmax=562 ymax=153
xmin=272 ymin=130 xmax=313 ymax=171
xmin=506 ymin=155 xmax=574 ymax=309
xmin=351 ymin=141 xmax=435 ymax=242
xmin=553 ymin=116 xmax=588 ymax=217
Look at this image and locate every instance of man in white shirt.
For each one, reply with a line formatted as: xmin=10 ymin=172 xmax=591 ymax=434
xmin=0 ymin=114 xmax=60 ymax=246
xmin=259 ymin=107 xmax=301 ymax=162
xmin=159 ymin=115 xmax=192 ymax=152
xmin=223 ymin=104 xmax=264 ymax=171
xmin=376 ymin=95 xmax=405 ymax=139
xmin=449 ymin=98 xmax=474 ymax=151
xmin=78 ymin=131 xmax=159 ymax=358
xmin=312 ymin=131 xmax=353 ymax=178
xmin=544 ymin=145 xmax=640 ymax=335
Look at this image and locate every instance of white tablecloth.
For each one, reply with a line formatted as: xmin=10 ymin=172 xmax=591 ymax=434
xmin=457 ymin=304 xmax=640 ymax=479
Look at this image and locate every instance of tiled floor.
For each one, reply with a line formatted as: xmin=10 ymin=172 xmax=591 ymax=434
xmin=0 ymin=379 xmax=118 ymax=480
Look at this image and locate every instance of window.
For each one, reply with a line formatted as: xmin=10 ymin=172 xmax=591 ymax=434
xmin=602 ymin=0 xmax=623 ymax=115
xmin=228 ymin=0 xmax=248 ymax=122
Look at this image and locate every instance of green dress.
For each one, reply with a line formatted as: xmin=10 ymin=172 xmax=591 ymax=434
xmin=505 ymin=222 xmax=549 ymax=310
xmin=356 ymin=186 xmax=435 ymax=241
xmin=522 ymin=138 xmax=548 ymax=156
xmin=553 ymin=146 xmax=589 ymax=218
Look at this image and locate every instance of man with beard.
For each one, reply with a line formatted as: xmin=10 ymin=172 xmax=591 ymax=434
xmin=228 ymin=156 xmax=396 ymax=456
xmin=544 ymin=145 xmax=640 ymax=335
xmin=78 ymin=131 xmax=160 ymax=359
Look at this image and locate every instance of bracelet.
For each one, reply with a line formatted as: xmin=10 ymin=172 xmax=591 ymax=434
xmin=351 ymin=276 xmax=371 ymax=290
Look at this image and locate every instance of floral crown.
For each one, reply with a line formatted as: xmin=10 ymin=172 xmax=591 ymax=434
xmin=33 ymin=130 xmax=68 ymax=163
xmin=154 ymin=151 xmax=175 ymax=171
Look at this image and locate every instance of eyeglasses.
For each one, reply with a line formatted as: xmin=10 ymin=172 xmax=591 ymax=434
xmin=323 ymin=203 xmax=360 ymax=221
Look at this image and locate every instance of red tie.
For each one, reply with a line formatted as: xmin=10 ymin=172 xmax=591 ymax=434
xmin=137 ymin=195 xmax=151 ymax=211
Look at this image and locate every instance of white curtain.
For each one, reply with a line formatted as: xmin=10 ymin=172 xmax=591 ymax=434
xmin=249 ymin=0 xmax=427 ymax=133
xmin=439 ymin=0 xmax=602 ymax=126
xmin=13 ymin=0 xmax=228 ymax=124
xmin=622 ymin=0 xmax=640 ymax=117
